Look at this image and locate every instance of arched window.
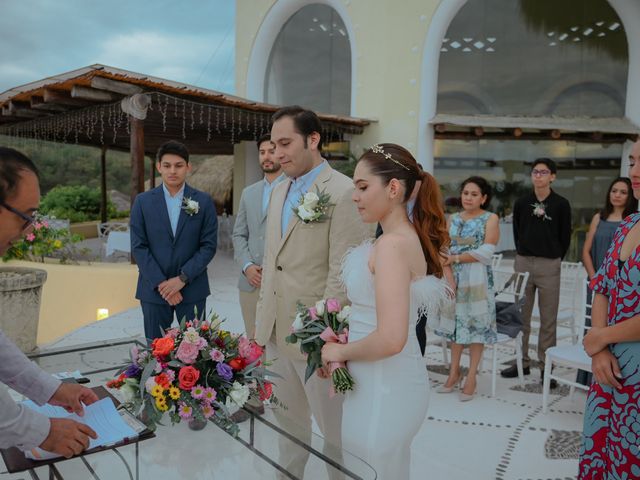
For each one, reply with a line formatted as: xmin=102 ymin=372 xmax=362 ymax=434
xmin=436 ymin=0 xmax=628 ymax=116
xmin=264 ymin=4 xmax=351 ymax=115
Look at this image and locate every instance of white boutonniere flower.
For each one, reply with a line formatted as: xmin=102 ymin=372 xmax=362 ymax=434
xmin=531 ymin=201 xmax=552 ymax=221
xmin=293 ymin=187 xmax=332 ymax=223
xmin=182 ymin=197 xmax=200 ymax=216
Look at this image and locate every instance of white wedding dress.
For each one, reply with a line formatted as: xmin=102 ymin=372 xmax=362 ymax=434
xmin=340 ymin=240 xmax=450 ymax=479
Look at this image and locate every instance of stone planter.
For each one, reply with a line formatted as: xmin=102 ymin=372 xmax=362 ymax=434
xmin=0 ymin=267 xmax=47 ymax=353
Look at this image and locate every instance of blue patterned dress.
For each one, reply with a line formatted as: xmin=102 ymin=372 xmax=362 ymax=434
xmin=579 ymin=212 xmax=640 ymax=479
xmin=440 ymin=211 xmax=497 ymax=344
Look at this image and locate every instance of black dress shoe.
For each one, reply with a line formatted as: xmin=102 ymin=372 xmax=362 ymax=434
xmin=500 ymin=365 xmax=530 ymax=378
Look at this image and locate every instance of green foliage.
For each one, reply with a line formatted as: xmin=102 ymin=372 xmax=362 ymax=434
xmin=3 ymin=215 xmax=85 ymax=263
xmin=329 ymin=152 xmax=358 ymax=179
xmin=40 ymin=185 xmax=117 ymax=223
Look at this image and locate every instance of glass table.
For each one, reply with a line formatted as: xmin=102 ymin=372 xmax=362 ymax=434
xmin=0 ymin=339 xmax=376 ymax=480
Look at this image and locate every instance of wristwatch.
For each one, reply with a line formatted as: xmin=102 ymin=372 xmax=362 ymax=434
xmin=179 ymin=271 xmax=189 ymax=284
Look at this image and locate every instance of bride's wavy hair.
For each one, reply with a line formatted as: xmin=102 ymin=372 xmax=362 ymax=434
xmin=358 ymin=143 xmax=450 ymax=278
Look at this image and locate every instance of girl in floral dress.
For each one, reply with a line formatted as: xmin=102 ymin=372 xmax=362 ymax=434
xmin=580 ymin=139 xmax=640 ymax=479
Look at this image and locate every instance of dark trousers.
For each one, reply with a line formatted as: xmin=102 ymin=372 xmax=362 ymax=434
xmin=141 ymin=299 xmax=206 ymax=341
xmin=417 ymin=314 xmax=427 ymax=356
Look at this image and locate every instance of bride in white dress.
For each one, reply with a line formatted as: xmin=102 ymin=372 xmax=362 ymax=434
xmin=321 ymin=143 xmax=452 ymax=479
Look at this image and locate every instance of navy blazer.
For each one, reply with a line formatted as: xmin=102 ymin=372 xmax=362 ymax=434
xmin=130 ymin=184 xmax=218 ymax=304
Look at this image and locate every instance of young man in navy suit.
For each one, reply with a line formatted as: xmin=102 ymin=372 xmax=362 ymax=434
xmin=130 ymin=140 xmax=218 ymax=341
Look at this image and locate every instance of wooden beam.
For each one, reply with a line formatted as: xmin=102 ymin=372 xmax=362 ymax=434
xmin=130 ymin=117 xmax=145 ymax=206
xmin=30 ymin=96 xmax=69 ymax=112
xmin=474 ymin=127 xmax=484 ymax=137
xmin=149 ymin=155 xmax=156 ymax=189
xmin=43 ymin=89 xmax=91 ymax=107
xmin=3 ymin=101 xmax=48 ymax=118
xmin=71 ymin=85 xmax=121 ymax=102
xmin=91 ymin=76 xmax=143 ymax=96
xmin=100 ymin=146 xmax=108 ymax=223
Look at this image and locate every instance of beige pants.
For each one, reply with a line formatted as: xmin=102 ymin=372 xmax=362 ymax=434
xmin=239 ymin=289 xmax=259 ymax=338
xmin=267 ymin=335 xmax=343 ymax=479
xmin=514 ymin=255 xmax=561 ymax=369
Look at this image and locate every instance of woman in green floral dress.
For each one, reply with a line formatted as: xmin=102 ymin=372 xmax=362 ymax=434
xmin=436 ymin=176 xmax=499 ymax=401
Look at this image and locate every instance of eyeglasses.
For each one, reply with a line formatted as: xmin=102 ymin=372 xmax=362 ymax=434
xmin=531 ymin=169 xmax=551 ymax=177
xmin=1 ymin=202 xmax=36 ymax=231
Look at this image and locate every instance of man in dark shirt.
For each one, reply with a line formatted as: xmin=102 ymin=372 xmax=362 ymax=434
xmin=501 ymin=158 xmax=571 ymax=383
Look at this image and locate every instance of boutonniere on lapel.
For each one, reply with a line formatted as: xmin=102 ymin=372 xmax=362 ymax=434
xmin=293 ymin=187 xmax=333 ymax=223
xmin=181 ymin=197 xmax=200 ymax=216
xmin=531 ymin=201 xmax=552 ymax=221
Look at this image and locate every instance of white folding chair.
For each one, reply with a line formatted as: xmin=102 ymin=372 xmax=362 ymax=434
xmin=97 ymin=222 xmax=129 ymax=259
xmin=542 ymin=279 xmax=592 ymax=413
xmin=557 ymin=261 xmax=585 ymax=342
xmin=489 ymin=269 xmax=530 ymax=397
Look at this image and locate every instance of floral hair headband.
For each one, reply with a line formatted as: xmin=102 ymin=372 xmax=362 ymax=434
xmin=370 ymin=144 xmax=410 ymax=171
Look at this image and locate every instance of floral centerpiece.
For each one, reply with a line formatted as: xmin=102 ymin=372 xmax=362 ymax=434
xmin=2 ymin=214 xmax=85 ymax=263
xmin=107 ymin=313 xmax=276 ymax=434
xmin=285 ymin=298 xmax=354 ymax=395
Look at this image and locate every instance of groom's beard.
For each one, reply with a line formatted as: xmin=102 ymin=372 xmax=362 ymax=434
xmin=261 ymin=163 xmax=281 ymax=174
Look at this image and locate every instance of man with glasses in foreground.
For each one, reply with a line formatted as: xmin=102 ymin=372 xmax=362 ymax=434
xmin=0 ymin=147 xmax=99 ymax=458
xmin=501 ymin=158 xmax=571 ymax=387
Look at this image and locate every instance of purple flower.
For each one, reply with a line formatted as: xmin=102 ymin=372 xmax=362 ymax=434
xmin=216 ymin=362 xmax=233 ymax=381
xmin=124 ymin=364 xmax=142 ymax=378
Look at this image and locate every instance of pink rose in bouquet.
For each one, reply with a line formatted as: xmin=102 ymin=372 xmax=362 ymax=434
xmin=238 ymin=337 xmax=263 ymax=364
xmin=176 ymin=340 xmax=201 ymax=364
xmin=326 ymin=298 xmax=341 ymax=313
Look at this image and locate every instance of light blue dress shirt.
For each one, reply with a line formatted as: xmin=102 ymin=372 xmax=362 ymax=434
xmin=163 ymin=183 xmax=185 ymax=236
xmin=262 ymin=174 xmax=285 ymax=217
xmin=281 ymin=161 xmax=327 ymax=236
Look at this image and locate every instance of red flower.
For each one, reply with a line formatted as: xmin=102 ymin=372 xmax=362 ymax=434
xmin=155 ymin=373 xmax=171 ymax=389
xmin=152 ymin=337 xmax=174 ymax=358
xmin=258 ymin=382 xmax=273 ymax=401
xmin=228 ymin=357 xmax=247 ymax=371
xmin=178 ymin=366 xmax=200 ymax=390
xmin=201 ymin=323 xmax=210 ymax=332
xmin=107 ymin=373 xmax=126 ymax=389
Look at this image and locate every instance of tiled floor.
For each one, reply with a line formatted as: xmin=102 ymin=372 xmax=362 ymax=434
xmin=41 ymin=248 xmax=584 ymax=480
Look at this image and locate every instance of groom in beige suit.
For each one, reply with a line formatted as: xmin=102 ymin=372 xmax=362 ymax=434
xmin=255 ymin=106 xmax=369 ymax=476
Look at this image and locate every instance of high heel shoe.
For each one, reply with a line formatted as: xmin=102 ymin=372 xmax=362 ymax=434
xmin=436 ymin=374 xmax=462 ymax=393
xmin=459 ymin=378 xmax=477 ymax=402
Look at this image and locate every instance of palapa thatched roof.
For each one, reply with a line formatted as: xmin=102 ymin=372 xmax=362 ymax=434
xmin=187 ymin=156 xmax=234 ymax=208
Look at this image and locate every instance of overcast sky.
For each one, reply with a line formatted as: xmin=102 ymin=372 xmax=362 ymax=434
xmin=0 ymin=0 xmax=236 ymax=94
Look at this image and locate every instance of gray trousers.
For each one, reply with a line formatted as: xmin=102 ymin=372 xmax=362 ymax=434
xmin=514 ymin=255 xmax=561 ymax=369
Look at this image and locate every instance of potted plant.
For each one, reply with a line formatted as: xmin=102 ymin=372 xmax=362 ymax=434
xmin=0 ymin=266 xmax=47 ymax=353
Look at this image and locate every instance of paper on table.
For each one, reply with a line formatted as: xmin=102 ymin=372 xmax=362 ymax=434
xmin=24 ymin=398 xmax=138 ymax=460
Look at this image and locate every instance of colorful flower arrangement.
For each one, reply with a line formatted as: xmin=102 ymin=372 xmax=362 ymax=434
xmin=285 ymin=298 xmax=355 ymax=395
xmin=2 ymin=214 xmax=84 ymax=263
xmin=107 ymin=313 xmax=276 ymax=434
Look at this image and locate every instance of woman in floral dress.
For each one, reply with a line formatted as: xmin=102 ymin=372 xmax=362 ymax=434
xmin=437 ymin=176 xmax=499 ymax=401
xmin=580 ymin=138 xmax=640 ymax=479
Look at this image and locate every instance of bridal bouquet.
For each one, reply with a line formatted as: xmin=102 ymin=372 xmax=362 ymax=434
xmin=285 ymin=298 xmax=355 ymax=395
xmin=107 ymin=312 xmax=275 ymax=435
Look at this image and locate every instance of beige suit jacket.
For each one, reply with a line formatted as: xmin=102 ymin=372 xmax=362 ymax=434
xmin=255 ymin=163 xmax=370 ymax=359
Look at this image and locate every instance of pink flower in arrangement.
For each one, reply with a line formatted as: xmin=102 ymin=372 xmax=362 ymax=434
xmin=164 ymin=328 xmax=179 ymax=339
xmin=201 ymin=404 xmax=215 ymax=419
xmin=25 ymin=233 xmax=36 ymax=242
xmin=238 ymin=337 xmax=263 ymax=364
xmin=178 ymin=402 xmax=193 ymax=420
xmin=202 ymin=387 xmax=217 ymax=404
xmin=191 ymin=385 xmax=205 ymax=400
xmin=326 ymin=298 xmax=341 ymax=314
xmin=175 ymin=340 xmax=200 ymax=364
xmin=34 ymin=223 xmax=43 ymax=230
xmin=42 ymin=221 xmax=49 ymax=228
xmin=308 ymin=307 xmax=318 ymax=320
xmin=209 ymin=348 xmax=224 ymax=362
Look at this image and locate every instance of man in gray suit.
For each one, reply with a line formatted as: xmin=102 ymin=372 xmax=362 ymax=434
xmin=0 ymin=147 xmax=98 ymax=457
xmin=232 ymin=134 xmax=284 ymax=338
